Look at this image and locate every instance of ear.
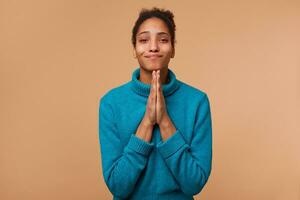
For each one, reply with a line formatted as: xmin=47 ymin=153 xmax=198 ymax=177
xmin=133 ymin=47 xmax=137 ymax=59
xmin=171 ymin=47 xmax=175 ymax=58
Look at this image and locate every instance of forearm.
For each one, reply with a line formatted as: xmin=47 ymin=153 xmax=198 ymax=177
xmin=159 ymin=114 xmax=176 ymax=141
xmin=104 ymin=134 xmax=154 ymax=198
xmin=156 ymin=129 xmax=212 ymax=196
xmin=135 ymin=117 xmax=154 ymax=143
xmin=100 ymin=98 xmax=154 ymax=198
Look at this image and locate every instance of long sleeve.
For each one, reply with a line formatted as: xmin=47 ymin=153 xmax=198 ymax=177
xmin=98 ymin=97 xmax=154 ymax=199
xmin=156 ymin=94 xmax=212 ymax=196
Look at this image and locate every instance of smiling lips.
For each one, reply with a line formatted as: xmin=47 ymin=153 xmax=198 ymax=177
xmin=145 ymin=54 xmax=162 ymax=59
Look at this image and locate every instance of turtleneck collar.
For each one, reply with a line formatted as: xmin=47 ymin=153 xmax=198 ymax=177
xmin=130 ymin=67 xmax=180 ymax=97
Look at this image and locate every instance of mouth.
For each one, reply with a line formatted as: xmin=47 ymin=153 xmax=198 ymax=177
xmin=145 ymin=55 xmax=163 ymax=59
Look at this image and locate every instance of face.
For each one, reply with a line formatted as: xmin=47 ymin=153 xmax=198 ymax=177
xmin=133 ymin=17 xmax=175 ymax=72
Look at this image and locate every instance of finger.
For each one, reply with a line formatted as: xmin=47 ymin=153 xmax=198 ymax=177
xmin=152 ymin=71 xmax=156 ymax=102
xmin=157 ymin=70 xmax=166 ymax=105
xmin=156 ymin=70 xmax=161 ymax=103
xmin=157 ymin=70 xmax=161 ymax=85
xmin=151 ymin=70 xmax=155 ymax=92
xmin=158 ymin=70 xmax=161 ymax=89
xmin=148 ymin=71 xmax=153 ymax=102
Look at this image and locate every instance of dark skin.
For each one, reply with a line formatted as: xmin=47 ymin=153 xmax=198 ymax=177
xmin=133 ymin=17 xmax=176 ymax=142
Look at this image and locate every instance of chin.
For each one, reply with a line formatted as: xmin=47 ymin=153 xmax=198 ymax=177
xmin=149 ymin=64 xmax=165 ymax=70
xmin=140 ymin=61 xmax=169 ymax=72
xmin=140 ymin=65 xmax=158 ymax=72
xmin=152 ymin=66 xmax=162 ymax=70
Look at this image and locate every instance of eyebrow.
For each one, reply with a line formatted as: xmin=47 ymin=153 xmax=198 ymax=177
xmin=137 ymin=31 xmax=169 ymax=36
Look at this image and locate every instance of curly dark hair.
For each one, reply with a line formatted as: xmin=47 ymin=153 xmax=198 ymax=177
xmin=131 ymin=7 xmax=176 ymax=48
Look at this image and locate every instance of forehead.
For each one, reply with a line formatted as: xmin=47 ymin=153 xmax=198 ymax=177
xmin=137 ymin=17 xmax=170 ymax=36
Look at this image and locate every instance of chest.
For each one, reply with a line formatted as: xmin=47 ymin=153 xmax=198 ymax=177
xmin=115 ymin=100 xmax=195 ymax=147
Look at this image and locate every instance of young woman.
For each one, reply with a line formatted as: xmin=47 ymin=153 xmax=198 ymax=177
xmin=99 ymin=7 xmax=212 ymax=200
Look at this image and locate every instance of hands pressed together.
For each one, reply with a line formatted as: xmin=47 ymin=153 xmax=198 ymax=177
xmin=140 ymin=70 xmax=177 ymax=142
xmin=144 ymin=70 xmax=166 ymax=126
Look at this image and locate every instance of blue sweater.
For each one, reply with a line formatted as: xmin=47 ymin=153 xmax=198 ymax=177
xmin=98 ymin=67 xmax=213 ymax=200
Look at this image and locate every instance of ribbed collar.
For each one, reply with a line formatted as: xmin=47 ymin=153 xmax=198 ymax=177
xmin=130 ymin=67 xmax=180 ymax=97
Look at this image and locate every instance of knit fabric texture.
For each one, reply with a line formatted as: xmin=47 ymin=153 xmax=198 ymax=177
xmin=99 ymin=67 xmax=213 ymax=200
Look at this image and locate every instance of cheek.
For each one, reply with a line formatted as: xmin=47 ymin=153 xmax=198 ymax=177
xmin=135 ymin=45 xmax=146 ymax=55
xmin=160 ymin=45 xmax=173 ymax=53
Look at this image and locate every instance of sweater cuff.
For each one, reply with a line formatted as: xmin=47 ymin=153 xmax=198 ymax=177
xmin=126 ymin=134 xmax=154 ymax=156
xmin=156 ymin=129 xmax=186 ymax=159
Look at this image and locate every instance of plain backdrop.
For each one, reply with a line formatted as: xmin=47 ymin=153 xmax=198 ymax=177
xmin=1 ymin=0 xmax=300 ymax=200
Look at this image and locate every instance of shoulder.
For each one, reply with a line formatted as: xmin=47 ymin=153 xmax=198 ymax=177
xmin=177 ymin=79 xmax=209 ymax=102
xmin=177 ymin=80 xmax=212 ymax=120
xmin=99 ymin=81 xmax=131 ymax=105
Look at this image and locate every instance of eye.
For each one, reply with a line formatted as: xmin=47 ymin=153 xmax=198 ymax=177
xmin=160 ymin=38 xmax=169 ymax=43
xmin=139 ymin=39 xmax=148 ymax=43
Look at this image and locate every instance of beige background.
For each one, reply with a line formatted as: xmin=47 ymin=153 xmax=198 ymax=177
xmin=1 ymin=0 xmax=300 ymax=199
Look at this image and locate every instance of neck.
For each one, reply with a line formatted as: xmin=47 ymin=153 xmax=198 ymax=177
xmin=130 ymin=67 xmax=180 ymax=97
xmin=138 ymin=67 xmax=169 ymax=85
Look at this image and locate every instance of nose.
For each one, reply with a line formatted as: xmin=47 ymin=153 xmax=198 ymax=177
xmin=149 ymin=39 xmax=159 ymax=52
